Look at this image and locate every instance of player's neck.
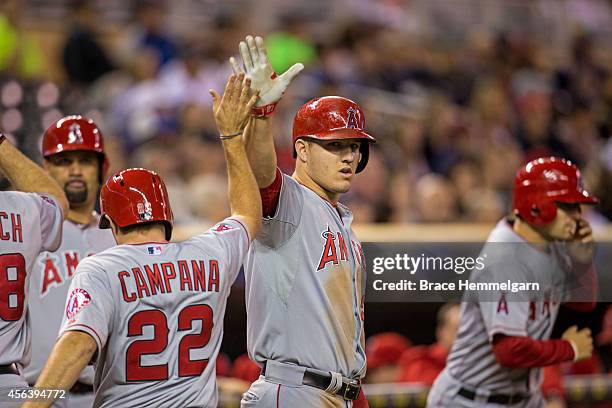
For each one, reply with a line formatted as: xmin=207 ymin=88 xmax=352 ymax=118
xmin=67 ymin=204 xmax=96 ymax=225
xmin=292 ymin=169 xmax=339 ymax=205
xmin=115 ymin=228 xmax=167 ymax=245
xmin=513 ymin=218 xmax=549 ymax=249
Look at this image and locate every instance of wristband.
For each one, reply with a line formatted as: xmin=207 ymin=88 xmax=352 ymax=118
xmin=220 ymin=131 xmax=243 ymax=140
xmin=250 ymin=72 xmax=279 ymax=117
xmin=0 ymin=134 xmax=6 ymax=146
xmin=251 ymin=102 xmax=278 ymax=118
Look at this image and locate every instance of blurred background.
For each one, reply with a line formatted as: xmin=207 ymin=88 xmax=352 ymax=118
xmin=1 ymin=0 xmax=611 ymax=406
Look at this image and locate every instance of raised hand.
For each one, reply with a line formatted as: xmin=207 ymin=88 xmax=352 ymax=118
xmin=230 ymin=35 xmax=304 ymax=116
xmin=567 ymin=218 xmax=595 ymax=264
xmin=209 ymin=73 xmax=259 ymax=138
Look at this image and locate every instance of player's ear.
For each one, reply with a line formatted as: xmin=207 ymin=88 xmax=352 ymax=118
xmin=107 ymin=218 xmax=119 ymax=235
xmin=295 ymin=139 xmax=309 ymax=163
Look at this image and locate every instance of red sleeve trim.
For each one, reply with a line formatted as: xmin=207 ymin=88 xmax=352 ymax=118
xmin=260 ymin=168 xmax=282 ymax=218
xmin=488 ymin=325 xmax=528 ymax=340
xmin=492 ymin=334 xmax=575 ymax=368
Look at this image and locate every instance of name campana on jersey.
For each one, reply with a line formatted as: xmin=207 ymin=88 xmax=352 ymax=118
xmin=118 ymin=259 xmax=220 ymax=302
xmin=373 ymin=279 xmax=540 ymax=293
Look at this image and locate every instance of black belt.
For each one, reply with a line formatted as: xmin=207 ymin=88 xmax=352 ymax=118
xmin=70 ymin=381 xmax=94 ymax=394
xmin=458 ymin=387 xmax=527 ymax=405
xmin=0 ymin=364 xmax=19 ymax=375
xmin=262 ymin=362 xmax=361 ymax=401
xmin=27 ymin=379 xmax=92 ymax=395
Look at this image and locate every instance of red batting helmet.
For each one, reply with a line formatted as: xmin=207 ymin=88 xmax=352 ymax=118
xmin=99 ymin=168 xmax=173 ymax=240
xmin=512 ymin=157 xmax=598 ymax=226
xmin=292 ymin=96 xmax=376 ymax=173
xmin=366 ymin=332 xmax=411 ymax=370
xmin=231 ymin=354 xmax=261 ymax=383
xmin=42 ymin=115 xmax=109 ymax=182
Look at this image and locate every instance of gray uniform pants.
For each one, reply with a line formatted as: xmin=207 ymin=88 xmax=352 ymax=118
xmin=427 ymin=370 xmax=545 ymax=408
xmin=240 ymin=361 xmax=354 ymax=408
xmin=66 ymin=391 xmax=94 ymax=408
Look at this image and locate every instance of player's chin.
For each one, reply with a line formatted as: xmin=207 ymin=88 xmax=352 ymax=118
xmin=334 ymin=180 xmax=353 ymax=193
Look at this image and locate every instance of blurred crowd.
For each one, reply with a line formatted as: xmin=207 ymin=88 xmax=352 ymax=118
xmin=1 ymin=0 xmax=612 ymax=227
xmin=1 ymin=1 xmax=612 ymax=403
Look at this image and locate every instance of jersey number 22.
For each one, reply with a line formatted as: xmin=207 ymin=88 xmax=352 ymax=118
xmin=126 ymin=304 xmax=213 ymax=381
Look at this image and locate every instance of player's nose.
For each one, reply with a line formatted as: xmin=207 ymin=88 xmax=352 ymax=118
xmin=68 ymin=160 xmax=83 ymax=175
xmin=341 ymin=147 xmax=357 ymax=163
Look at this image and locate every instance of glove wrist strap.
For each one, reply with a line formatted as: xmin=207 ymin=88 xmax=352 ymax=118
xmin=251 ymin=102 xmax=278 ymax=118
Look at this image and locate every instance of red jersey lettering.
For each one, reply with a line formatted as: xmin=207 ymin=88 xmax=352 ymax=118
xmin=41 ymin=257 xmax=62 ymax=295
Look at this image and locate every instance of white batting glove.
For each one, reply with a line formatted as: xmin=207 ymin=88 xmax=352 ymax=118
xmin=230 ymin=35 xmax=304 ymax=117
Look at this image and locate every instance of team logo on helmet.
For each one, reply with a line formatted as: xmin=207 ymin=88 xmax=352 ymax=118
xmin=137 ymin=201 xmax=153 ymax=221
xmin=346 ymin=107 xmax=358 ymax=129
xmin=66 ymin=288 xmax=91 ymax=319
xmin=543 ymin=169 xmax=565 ymax=182
xmin=67 ymin=123 xmax=84 ymax=144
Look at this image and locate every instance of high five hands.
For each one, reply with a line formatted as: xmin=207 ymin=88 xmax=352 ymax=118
xmin=230 ymin=35 xmax=304 ymax=117
xmin=210 ymin=73 xmax=259 ymax=139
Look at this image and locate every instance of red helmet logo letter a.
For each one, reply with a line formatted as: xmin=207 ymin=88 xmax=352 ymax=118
xmin=346 ymin=107 xmax=358 ymax=129
xmin=67 ymin=123 xmax=83 ymax=144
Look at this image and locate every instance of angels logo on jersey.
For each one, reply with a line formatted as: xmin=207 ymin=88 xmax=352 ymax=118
xmin=39 ymin=251 xmax=95 ymax=296
xmin=317 ymin=227 xmax=349 ymax=270
xmin=66 ymin=288 xmax=91 ymax=319
xmin=211 ymin=222 xmax=236 ymax=233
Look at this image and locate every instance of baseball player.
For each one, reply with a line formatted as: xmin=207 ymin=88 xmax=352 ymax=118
xmin=24 ymin=116 xmax=116 ymax=408
xmin=231 ymin=35 xmax=374 ymax=407
xmin=0 ymin=134 xmax=68 ymax=390
xmin=427 ymin=157 xmax=598 ymax=408
xmin=23 ymin=74 xmax=261 ymax=408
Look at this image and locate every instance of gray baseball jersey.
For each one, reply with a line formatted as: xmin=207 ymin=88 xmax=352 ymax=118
xmin=25 ymin=217 xmax=115 ymax=385
xmin=244 ymin=174 xmax=367 ymax=379
xmin=430 ymin=219 xmax=570 ymax=405
xmin=0 ymin=192 xmax=63 ymax=367
xmin=58 ymin=217 xmax=248 ymax=408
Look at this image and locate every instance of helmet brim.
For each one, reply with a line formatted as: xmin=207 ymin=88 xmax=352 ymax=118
xmin=302 ymin=128 xmax=377 ymax=143
xmin=555 ymin=191 xmax=599 ymax=204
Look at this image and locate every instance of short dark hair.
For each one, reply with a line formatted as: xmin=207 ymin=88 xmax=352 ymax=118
xmin=117 ymin=221 xmax=172 ymax=240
